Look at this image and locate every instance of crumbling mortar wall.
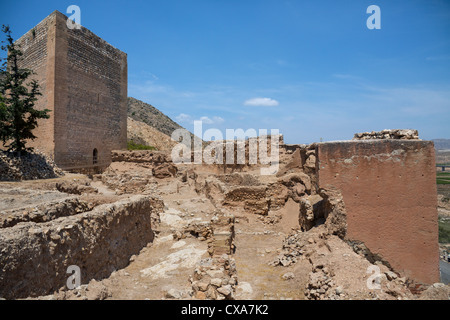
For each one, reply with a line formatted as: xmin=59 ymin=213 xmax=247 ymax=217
xmin=0 ymin=195 xmax=164 ymax=299
xmin=316 ymin=139 xmax=439 ymax=285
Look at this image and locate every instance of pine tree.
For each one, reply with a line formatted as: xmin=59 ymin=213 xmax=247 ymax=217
xmin=0 ymin=25 xmax=50 ymax=156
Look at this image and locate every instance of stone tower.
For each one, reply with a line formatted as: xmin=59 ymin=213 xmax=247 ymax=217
xmin=15 ymin=10 xmax=127 ymax=170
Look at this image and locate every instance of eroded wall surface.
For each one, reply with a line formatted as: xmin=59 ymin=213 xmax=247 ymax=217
xmin=14 ymin=13 xmax=55 ymax=156
xmin=317 ymin=140 xmax=439 ymax=285
xmin=53 ymin=11 xmax=127 ymax=169
xmin=0 ymin=195 xmax=163 ymax=299
xmin=14 ymin=11 xmax=127 ymax=170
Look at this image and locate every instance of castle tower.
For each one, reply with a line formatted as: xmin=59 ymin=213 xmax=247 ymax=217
xmin=15 ymin=10 xmax=127 ymax=170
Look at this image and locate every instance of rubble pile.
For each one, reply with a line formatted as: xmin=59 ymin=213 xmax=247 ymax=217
xmin=190 ymin=254 xmax=238 ymax=300
xmin=353 ymin=129 xmax=419 ymax=140
xmin=49 ymin=279 xmax=112 ymax=300
xmin=305 ymin=264 xmax=338 ymax=300
xmin=270 ymin=231 xmax=310 ymax=267
xmin=0 ymin=150 xmax=64 ymax=181
xmin=172 ymin=220 xmax=213 ymax=242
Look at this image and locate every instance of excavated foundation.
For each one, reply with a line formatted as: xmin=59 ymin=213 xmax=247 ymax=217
xmin=0 ymin=195 xmax=163 ymax=299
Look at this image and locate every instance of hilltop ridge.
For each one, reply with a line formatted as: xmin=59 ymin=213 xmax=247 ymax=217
xmin=127 ymin=97 xmax=186 ymax=139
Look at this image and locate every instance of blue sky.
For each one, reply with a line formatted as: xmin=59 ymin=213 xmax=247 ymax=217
xmin=1 ymin=0 xmax=450 ymax=143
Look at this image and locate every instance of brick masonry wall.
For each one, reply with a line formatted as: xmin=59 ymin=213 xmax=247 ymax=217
xmin=317 ymin=140 xmax=439 ymax=285
xmin=14 ymin=11 xmax=127 ymax=169
xmin=14 ymin=13 xmax=55 ymax=156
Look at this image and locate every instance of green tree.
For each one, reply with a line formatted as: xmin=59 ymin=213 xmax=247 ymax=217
xmin=0 ymin=25 xmax=50 ymax=156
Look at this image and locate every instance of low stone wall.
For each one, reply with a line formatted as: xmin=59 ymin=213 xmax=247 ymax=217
xmin=0 ymin=151 xmax=64 ymax=181
xmin=0 ymin=195 xmax=164 ymax=299
xmin=111 ymin=150 xmax=171 ymax=163
xmin=109 ymin=150 xmax=177 ymax=179
xmin=0 ymin=197 xmax=91 ymax=228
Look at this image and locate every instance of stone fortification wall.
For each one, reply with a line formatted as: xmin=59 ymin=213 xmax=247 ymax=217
xmin=317 ymin=139 xmax=438 ymax=285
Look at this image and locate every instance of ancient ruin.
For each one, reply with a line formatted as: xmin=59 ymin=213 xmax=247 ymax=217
xmin=0 ymin=10 xmax=448 ymax=301
xmin=0 ymin=128 xmax=447 ymax=300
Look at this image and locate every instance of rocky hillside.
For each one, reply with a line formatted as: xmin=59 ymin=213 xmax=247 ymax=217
xmin=127 ymin=97 xmax=202 ymax=150
xmin=127 ymin=97 xmax=185 ymax=139
xmin=127 ymin=117 xmax=178 ymax=152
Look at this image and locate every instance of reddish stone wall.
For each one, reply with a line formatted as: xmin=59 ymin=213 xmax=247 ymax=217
xmin=53 ymin=11 xmax=127 ymax=169
xmin=14 ymin=11 xmax=127 ymax=170
xmin=317 ymin=140 xmax=439 ymax=285
xmin=14 ymin=13 xmax=55 ymax=156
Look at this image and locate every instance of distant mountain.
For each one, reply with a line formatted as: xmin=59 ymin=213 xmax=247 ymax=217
xmin=127 ymin=97 xmax=185 ymax=138
xmin=127 ymin=117 xmax=178 ymax=152
xmin=127 ymin=97 xmax=201 ymax=150
xmin=432 ymin=139 xmax=450 ymax=150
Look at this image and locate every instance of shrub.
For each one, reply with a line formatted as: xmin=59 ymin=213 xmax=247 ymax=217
xmin=127 ymin=140 xmax=156 ymax=150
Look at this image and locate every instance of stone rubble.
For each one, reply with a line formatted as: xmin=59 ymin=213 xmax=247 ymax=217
xmin=52 ymin=279 xmax=112 ymax=300
xmin=353 ymin=129 xmax=419 ymax=140
xmin=0 ymin=150 xmax=64 ymax=181
xmin=306 ymin=264 xmax=337 ymax=300
xmin=270 ymin=230 xmax=309 ymax=267
xmin=189 ymin=254 xmax=238 ymax=300
xmin=172 ymin=220 xmax=213 ymax=242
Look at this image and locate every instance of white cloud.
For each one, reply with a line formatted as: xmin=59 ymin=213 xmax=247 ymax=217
xmin=199 ymin=116 xmax=214 ymax=124
xmin=198 ymin=116 xmax=225 ymax=124
xmin=175 ymin=113 xmax=192 ymax=123
xmin=212 ymin=116 xmax=224 ymax=124
xmin=176 ymin=114 xmax=225 ymax=125
xmin=244 ymin=97 xmax=279 ymax=107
